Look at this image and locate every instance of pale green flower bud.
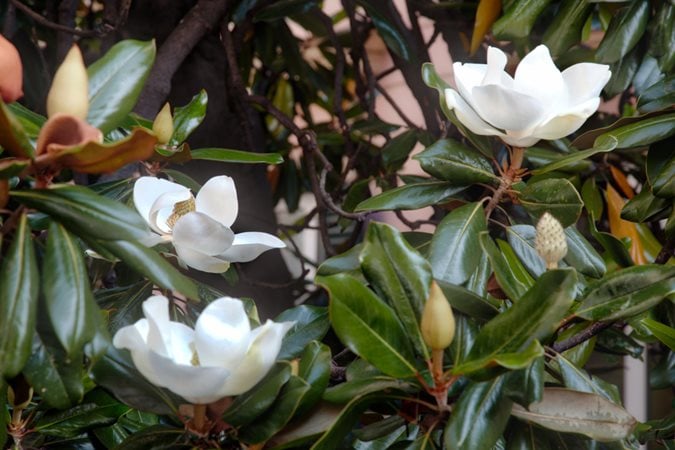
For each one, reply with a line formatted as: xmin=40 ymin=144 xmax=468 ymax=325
xmin=153 ymin=102 xmax=174 ymax=144
xmin=535 ymin=212 xmax=567 ymax=269
xmin=421 ymin=281 xmax=456 ymax=350
xmin=47 ymin=45 xmax=89 ymax=119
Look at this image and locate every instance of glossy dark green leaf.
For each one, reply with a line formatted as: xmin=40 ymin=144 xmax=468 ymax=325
xmin=421 ymin=63 xmax=494 ymax=157
xmin=633 ymin=54 xmax=665 ymax=95
xmin=0 ymin=213 xmax=38 ymax=378
xmin=479 ymin=233 xmax=531 ymax=301
xmin=604 ymin=44 xmax=641 ymax=97
xmin=353 ymin=417 xmax=408 ymax=444
xmin=360 ymin=222 xmax=431 ymax=358
xmin=91 ymin=346 xmax=181 ymax=416
xmin=525 ymin=147 xmax=592 ymax=173
xmin=444 ymin=377 xmax=513 ymax=450
xmin=34 ymin=395 xmax=129 ymax=438
xmin=415 ymin=139 xmax=498 ymax=186
xmin=581 ymin=177 xmax=604 ymax=219
xmin=276 ymin=306 xmax=330 ymax=360
xmin=190 ymin=147 xmax=283 ymax=165
xmin=505 ymin=226 xmax=546 ymax=278
xmin=556 ymin=353 xmax=619 ymax=403
xmin=576 ymin=265 xmax=675 ymax=321
xmin=641 ymin=318 xmax=675 ymax=351
xmin=593 ymin=112 xmax=675 ymax=151
xmin=653 ymin=152 xmax=675 ymax=198
xmin=168 ymin=90 xmax=207 ymax=146
xmin=318 ymin=273 xmax=418 ymax=378
xmin=449 ymin=312 xmax=479 ymax=369
xmin=589 ymin=218 xmax=634 ymax=268
xmin=87 ymin=40 xmax=156 ymax=133
xmin=96 ymin=239 xmax=199 ymax=300
xmin=622 ymin=188 xmax=670 ymax=222
xmin=382 ymin=129 xmax=418 ymax=171
xmin=437 ymin=280 xmax=498 ymax=321
xmin=430 ymin=202 xmax=487 ymax=285
xmin=316 ymin=243 xmax=362 ymax=276
xmin=22 ymin=335 xmax=84 ymax=409
xmin=111 ymin=425 xmax=188 ymax=450
xmin=0 ymin=158 xmax=29 ymax=179
xmin=312 ymin=393 xmax=403 ymax=450
xmin=454 ymin=269 xmax=577 ymax=378
xmin=0 ymin=99 xmax=34 ymax=158
xmin=511 ymin=388 xmax=637 ymax=441
xmin=519 ymin=179 xmax=583 ymax=227
xmin=597 ymin=327 xmax=644 ymax=359
xmin=222 ymin=362 xmax=292 ymax=427
xmin=323 ymin=376 xmax=414 ymax=404
xmin=492 ymin=0 xmax=552 ymax=40
xmin=11 ymin=185 xmax=151 ymax=241
xmin=595 ymin=0 xmax=649 ymax=64
xmin=355 ymin=181 xmax=465 ymax=212
xmin=638 ymin=75 xmax=675 ymax=113
xmin=542 ymin=0 xmax=593 ymax=56
xmin=357 ymin=0 xmax=409 ymax=60
xmin=561 ymin=226 xmax=606 ymax=277
xmin=7 ymin=101 xmax=45 ymax=137
xmin=238 ymin=376 xmax=311 ymax=444
xmin=503 ymin=357 xmax=544 ymax=408
xmin=465 ymin=251 xmax=491 ymax=297
xmin=555 ymin=322 xmax=597 ymax=368
xmin=43 ymin=222 xmax=97 ymax=355
xmin=295 ymin=341 xmax=331 ymax=417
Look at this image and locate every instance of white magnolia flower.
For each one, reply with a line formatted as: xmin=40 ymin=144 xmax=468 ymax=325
xmin=113 ymin=295 xmax=295 ymax=404
xmin=133 ymin=176 xmax=285 ymax=273
xmin=445 ymin=45 xmax=611 ymax=147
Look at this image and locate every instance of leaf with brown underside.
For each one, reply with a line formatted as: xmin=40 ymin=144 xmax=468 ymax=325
xmin=54 ymin=128 xmax=157 ymax=174
xmin=606 ymin=184 xmax=647 ymax=264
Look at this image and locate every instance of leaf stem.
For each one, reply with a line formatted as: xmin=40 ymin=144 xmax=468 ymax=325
xmin=485 ymin=146 xmax=526 ymax=217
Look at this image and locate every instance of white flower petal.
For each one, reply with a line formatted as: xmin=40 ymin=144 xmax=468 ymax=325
xmin=173 ymin=245 xmax=231 ymax=273
xmin=143 ymin=296 xmax=172 ymax=357
xmin=562 ymin=63 xmax=612 ymax=104
xmin=149 ymin=190 xmax=193 ymax=234
xmin=143 ymin=350 xmax=231 ymax=404
xmin=500 ymin=132 xmax=541 ymax=147
xmin=471 ymin=84 xmax=546 ymax=132
xmin=213 ymin=320 xmax=295 ymax=397
xmin=452 ymin=62 xmax=487 ymax=101
xmin=217 ymin=231 xmax=286 ymax=263
xmin=195 ymin=297 xmax=251 ymax=367
xmin=513 ymin=45 xmax=565 ymax=110
xmin=195 ymin=175 xmax=239 ymax=228
xmin=444 ymin=88 xmax=505 ymax=137
xmin=482 ymin=46 xmax=513 ymax=87
xmin=532 ymin=97 xmax=601 ymax=140
xmin=172 ymin=212 xmax=235 ymax=256
xmin=134 ymin=177 xmax=190 ymax=232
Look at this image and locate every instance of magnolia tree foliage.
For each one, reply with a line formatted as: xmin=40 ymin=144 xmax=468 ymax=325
xmin=0 ymin=0 xmax=674 ymax=449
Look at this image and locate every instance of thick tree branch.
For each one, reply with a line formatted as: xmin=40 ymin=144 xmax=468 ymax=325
xmin=135 ymin=0 xmax=229 ymax=117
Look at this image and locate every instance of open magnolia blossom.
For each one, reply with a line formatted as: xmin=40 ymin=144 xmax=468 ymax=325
xmin=134 ymin=175 xmax=286 ymax=273
xmin=446 ymin=45 xmax=611 ymax=147
xmin=113 ymin=296 xmax=294 ymax=404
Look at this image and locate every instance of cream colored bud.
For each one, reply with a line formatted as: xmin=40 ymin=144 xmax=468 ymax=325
xmin=47 ymin=45 xmax=88 ymax=119
xmin=153 ymin=102 xmax=174 ymax=144
xmin=535 ymin=212 xmax=567 ymax=269
xmin=421 ymin=281 xmax=456 ymax=350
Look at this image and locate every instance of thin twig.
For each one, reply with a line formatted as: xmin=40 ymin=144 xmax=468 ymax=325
xmin=655 ymin=239 xmax=674 ymax=264
xmin=320 ymin=169 xmax=367 ymax=221
xmin=551 ymin=321 xmax=613 ymax=353
xmin=10 ymin=0 xmax=112 ymax=37
xmin=375 ymin=80 xmax=417 ymax=128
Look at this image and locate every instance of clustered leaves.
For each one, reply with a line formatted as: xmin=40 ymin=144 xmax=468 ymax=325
xmin=0 ymin=1 xmax=674 ymax=449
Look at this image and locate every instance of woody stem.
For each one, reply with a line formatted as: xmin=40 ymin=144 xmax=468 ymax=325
xmin=485 ymin=146 xmax=525 ymax=217
xmin=192 ymin=403 xmax=207 ymax=432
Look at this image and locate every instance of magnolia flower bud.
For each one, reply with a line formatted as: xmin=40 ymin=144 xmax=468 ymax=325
xmin=535 ymin=212 xmax=567 ymax=269
xmin=421 ymin=281 xmax=456 ymax=350
xmin=153 ymin=102 xmax=174 ymax=144
xmin=0 ymin=34 xmax=23 ymax=103
xmin=47 ymin=45 xmax=89 ymax=119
